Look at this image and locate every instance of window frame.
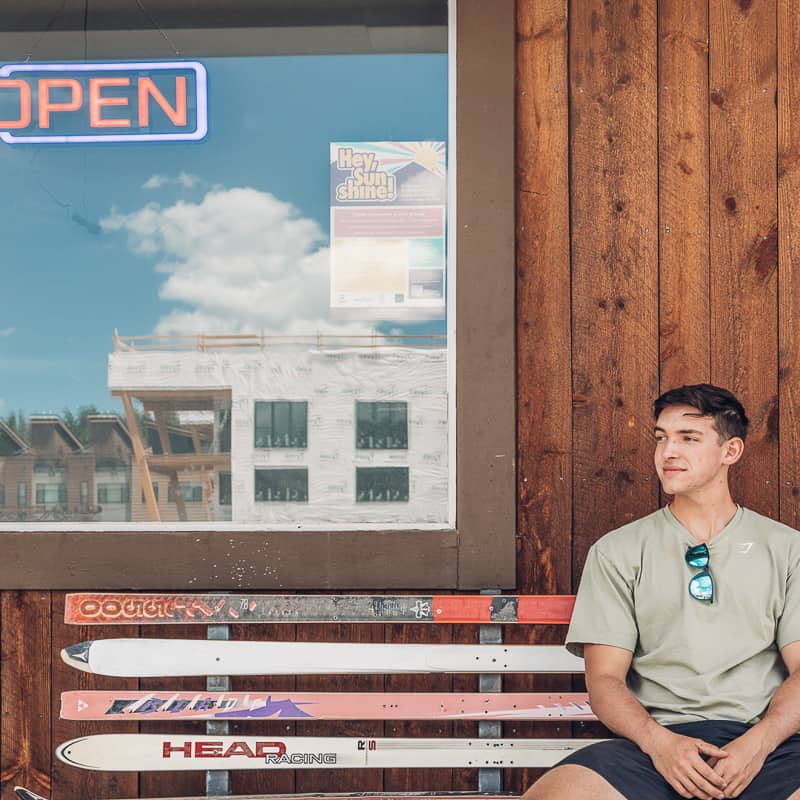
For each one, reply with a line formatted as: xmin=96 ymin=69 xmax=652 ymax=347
xmin=0 ymin=0 xmax=515 ymax=589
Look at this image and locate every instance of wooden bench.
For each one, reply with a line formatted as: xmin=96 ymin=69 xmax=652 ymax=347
xmin=19 ymin=592 xmax=602 ymax=800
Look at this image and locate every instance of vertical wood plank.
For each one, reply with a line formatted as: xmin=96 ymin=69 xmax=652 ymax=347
xmin=570 ymin=0 xmax=661 ymax=573
xmin=294 ymin=617 xmax=384 ymax=794
xmin=51 ymin=592 xmax=138 ymax=800
xmin=512 ymin=0 xmax=572 ymax=792
xmin=659 ymin=0 xmax=712 ymax=388
xmin=709 ymin=0 xmax=778 ymax=515
xmin=229 ymin=622 xmax=297 ymax=797
xmin=778 ymin=0 xmax=800 ymax=527
xmin=1 ymin=592 xmax=51 ymax=800
xmin=137 ymin=622 xmax=205 ymax=799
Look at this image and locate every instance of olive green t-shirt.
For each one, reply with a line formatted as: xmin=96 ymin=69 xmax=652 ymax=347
xmin=566 ymin=506 xmax=800 ymax=725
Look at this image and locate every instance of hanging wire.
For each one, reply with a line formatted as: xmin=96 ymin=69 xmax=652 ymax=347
xmin=23 ymin=0 xmax=69 ymax=62
xmin=134 ymin=0 xmax=182 ymax=57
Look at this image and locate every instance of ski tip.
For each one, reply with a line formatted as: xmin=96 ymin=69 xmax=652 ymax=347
xmin=14 ymin=788 xmax=48 ymax=800
xmin=61 ymin=641 xmax=92 ymax=672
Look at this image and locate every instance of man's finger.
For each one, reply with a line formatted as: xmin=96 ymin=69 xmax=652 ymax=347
xmin=670 ymin=777 xmax=694 ymax=799
xmin=687 ymin=766 xmax=726 ymax=799
xmin=691 ymin=759 xmax=728 ymax=791
xmin=696 ymin=739 xmax=729 ymax=759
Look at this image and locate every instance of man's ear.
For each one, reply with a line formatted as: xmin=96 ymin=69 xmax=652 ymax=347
xmin=722 ymin=437 xmax=745 ymax=465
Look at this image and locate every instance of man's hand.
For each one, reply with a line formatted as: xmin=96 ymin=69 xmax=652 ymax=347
xmin=706 ymin=727 xmax=771 ymax=798
xmin=643 ymin=727 xmax=730 ymax=800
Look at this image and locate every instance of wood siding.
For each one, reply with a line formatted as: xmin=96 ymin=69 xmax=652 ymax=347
xmin=2 ymin=0 xmax=800 ymax=797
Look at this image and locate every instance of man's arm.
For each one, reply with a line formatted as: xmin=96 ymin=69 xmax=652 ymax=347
xmin=708 ymin=640 xmax=800 ymax=797
xmin=585 ymin=643 xmax=730 ymax=800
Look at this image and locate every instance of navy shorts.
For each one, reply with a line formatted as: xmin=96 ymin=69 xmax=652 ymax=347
xmin=558 ymin=720 xmax=800 ymax=800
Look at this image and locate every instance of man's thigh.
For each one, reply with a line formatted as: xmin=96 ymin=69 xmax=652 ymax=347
xmin=523 ymin=764 xmax=624 ymax=800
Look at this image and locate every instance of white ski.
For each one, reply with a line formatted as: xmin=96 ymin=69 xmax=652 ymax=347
xmin=62 ymin=640 xmax=584 ymax=678
xmin=56 ymin=734 xmax=602 ymax=771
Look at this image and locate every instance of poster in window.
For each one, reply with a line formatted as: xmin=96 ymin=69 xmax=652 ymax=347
xmin=330 ymin=141 xmax=446 ymax=320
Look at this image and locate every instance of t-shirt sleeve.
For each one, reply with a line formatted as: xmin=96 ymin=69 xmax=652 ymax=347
xmin=565 ymin=542 xmax=638 ymax=658
xmin=776 ymin=539 xmax=800 ymax=651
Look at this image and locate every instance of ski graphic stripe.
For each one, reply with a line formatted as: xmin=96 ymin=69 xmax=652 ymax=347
xmin=64 ymin=594 xmax=576 ymax=625
xmin=56 ymin=734 xmax=603 ymax=771
xmin=60 ymin=691 xmax=594 ymax=721
xmin=61 ymin=640 xmax=585 ymax=678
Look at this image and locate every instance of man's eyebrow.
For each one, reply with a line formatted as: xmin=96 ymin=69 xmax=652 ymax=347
xmin=653 ymin=426 xmax=706 ymax=435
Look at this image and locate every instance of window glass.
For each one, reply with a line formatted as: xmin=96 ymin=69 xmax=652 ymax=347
xmin=356 ymin=466 xmax=409 ymax=502
xmin=254 ymin=402 xmax=308 ymax=449
xmin=356 ymin=401 xmax=408 ymax=449
xmin=0 ymin=1 xmax=450 ymax=530
xmin=0 ymin=484 xmax=4 ymax=505
xmin=255 ymin=468 xmax=308 ymax=502
xmin=17 ymin=482 xmax=27 ymax=507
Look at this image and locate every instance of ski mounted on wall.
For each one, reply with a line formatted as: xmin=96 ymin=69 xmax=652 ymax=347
xmin=60 ymin=690 xmax=594 ymax=721
xmin=55 ymin=734 xmax=601 ymax=771
xmin=61 ymin=639 xmax=585 ymax=678
xmin=64 ymin=593 xmax=576 ymax=625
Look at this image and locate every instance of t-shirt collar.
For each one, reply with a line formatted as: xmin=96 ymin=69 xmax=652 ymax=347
xmin=662 ymin=503 xmax=744 ymax=547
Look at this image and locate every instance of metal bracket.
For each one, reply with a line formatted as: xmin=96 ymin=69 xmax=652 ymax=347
xmin=206 ymin=623 xmax=231 ymax=796
xmin=478 ymin=589 xmax=502 ymax=794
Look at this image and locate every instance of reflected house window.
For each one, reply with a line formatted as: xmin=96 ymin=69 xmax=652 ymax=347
xmin=0 ymin=484 xmax=4 ymax=506
xmin=35 ymin=483 xmax=67 ymax=506
xmin=80 ymin=480 xmax=89 ymax=508
xmin=219 ymin=472 xmax=232 ymax=506
xmin=141 ymin=484 xmax=159 ymax=504
xmin=254 ymin=402 xmax=308 ymax=448
xmin=99 ymin=484 xmax=130 ymax=504
xmin=168 ymin=483 xmax=203 ymax=503
xmin=356 ymin=466 xmax=409 ymax=502
xmin=255 ymin=468 xmax=308 ymax=502
xmin=17 ymin=481 xmax=27 ymax=508
xmin=356 ymin=401 xmax=408 ymax=449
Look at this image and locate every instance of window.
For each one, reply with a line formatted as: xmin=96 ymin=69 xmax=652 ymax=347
xmin=0 ymin=2 xmax=517 ymax=590
xmin=254 ymin=402 xmax=308 ymax=449
xmin=255 ymin=468 xmax=308 ymax=502
xmin=99 ymin=484 xmax=131 ymax=504
xmin=356 ymin=467 xmax=410 ymax=502
xmin=80 ymin=481 xmax=89 ymax=508
xmin=356 ymin=402 xmax=408 ymax=449
xmin=0 ymin=484 xmax=4 ymax=506
xmin=219 ymin=472 xmax=232 ymax=506
xmin=17 ymin=482 xmax=27 ymax=508
xmin=168 ymin=483 xmax=204 ymax=503
xmin=35 ymin=484 xmax=67 ymax=506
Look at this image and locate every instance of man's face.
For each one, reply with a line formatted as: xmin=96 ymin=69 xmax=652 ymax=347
xmin=653 ymin=404 xmax=741 ymax=497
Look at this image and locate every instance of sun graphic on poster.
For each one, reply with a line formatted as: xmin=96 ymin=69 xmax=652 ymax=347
xmin=332 ymin=141 xmax=446 ymax=177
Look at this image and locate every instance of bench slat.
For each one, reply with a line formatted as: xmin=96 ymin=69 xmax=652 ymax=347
xmin=56 ymin=734 xmax=603 ymax=771
xmin=60 ymin=690 xmax=594 ymax=721
xmin=64 ymin=594 xmax=576 ymax=625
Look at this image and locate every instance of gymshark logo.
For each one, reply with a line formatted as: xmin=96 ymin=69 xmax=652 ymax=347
xmin=735 ymin=542 xmax=754 ymax=555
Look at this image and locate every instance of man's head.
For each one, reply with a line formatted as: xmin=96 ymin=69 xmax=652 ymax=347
xmin=652 ymin=384 xmax=748 ymax=498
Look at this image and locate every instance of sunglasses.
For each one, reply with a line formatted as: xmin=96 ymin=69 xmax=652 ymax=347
xmin=685 ymin=543 xmax=714 ymax=602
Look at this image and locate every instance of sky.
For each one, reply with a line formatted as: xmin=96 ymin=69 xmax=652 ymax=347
xmin=0 ymin=53 xmax=448 ymax=418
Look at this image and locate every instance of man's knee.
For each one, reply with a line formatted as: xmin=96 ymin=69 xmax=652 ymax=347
xmin=522 ymin=764 xmax=625 ymax=800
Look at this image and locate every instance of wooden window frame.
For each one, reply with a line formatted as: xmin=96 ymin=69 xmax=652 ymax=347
xmin=0 ymin=0 xmax=515 ymax=589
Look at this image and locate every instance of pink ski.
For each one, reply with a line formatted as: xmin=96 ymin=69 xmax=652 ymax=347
xmin=61 ymin=690 xmax=593 ymax=721
xmin=64 ymin=593 xmax=576 ymax=625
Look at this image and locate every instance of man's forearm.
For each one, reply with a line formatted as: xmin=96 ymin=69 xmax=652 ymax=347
xmin=751 ymin=669 xmax=800 ymax=752
xmin=588 ymin=673 xmax=669 ymax=756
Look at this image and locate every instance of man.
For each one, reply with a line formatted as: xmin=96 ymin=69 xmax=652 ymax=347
xmin=525 ymin=384 xmax=800 ymax=800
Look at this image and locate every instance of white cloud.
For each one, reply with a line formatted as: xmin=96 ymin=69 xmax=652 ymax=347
xmin=0 ymin=327 xmax=15 ymax=337
xmin=142 ymin=172 xmax=203 ymax=191
xmin=102 ymin=186 xmax=375 ymax=338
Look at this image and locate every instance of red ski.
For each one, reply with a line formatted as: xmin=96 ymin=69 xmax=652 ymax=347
xmin=64 ymin=593 xmax=576 ymax=625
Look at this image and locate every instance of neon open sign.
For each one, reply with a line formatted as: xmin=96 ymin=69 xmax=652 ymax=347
xmin=0 ymin=61 xmax=207 ymax=144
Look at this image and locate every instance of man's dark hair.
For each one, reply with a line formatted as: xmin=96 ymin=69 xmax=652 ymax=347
xmin=653 ymin=384 xmax=749 ymax=442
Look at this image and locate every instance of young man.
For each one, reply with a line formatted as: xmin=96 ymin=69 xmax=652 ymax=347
xmin=525 ymin=384 xmax=800 ymax=800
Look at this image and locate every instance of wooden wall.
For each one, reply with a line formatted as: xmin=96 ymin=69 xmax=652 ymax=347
xmin=3 ymin=0 xmax=800 ymax=797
